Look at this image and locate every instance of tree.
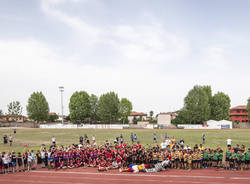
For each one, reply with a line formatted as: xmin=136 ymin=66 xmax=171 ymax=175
xmin=89 ymin=94 xmax=99 ymax=123
xmin=149 ymin=110 xmax=154 ymax=119
xmin=183 ymin=85 xmax=211 ymax=124
xmin=120 ymin=98 xmax=133 ymax=124
xmin=171 ymin=109 xmax=191 ymax=125
xmin=247 ymin=97 xmax=250 ymax=121
xmin=69 ymin=91 xmax=90 ymax=124
xmin=210 ymin=92 xmax=231 ymax=120
xmin=48 ymin=113 xmax=59 ymax=122
xmin=7 ymin=101 xmax=23 ymax=121
xmin=26 ymin=92 xmax=49 ymax=123
xmin=98 ymin=92 xmax=120 ymax=123
xmin=0 ymin=109 xmax=3 ymax=118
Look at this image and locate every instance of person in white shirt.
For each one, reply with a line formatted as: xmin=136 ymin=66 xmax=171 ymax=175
xmin=92 ymin=135 xmax=96 ymax=142
xmin=40 ymin=148 xmax=45 ymax=168
xmin=165 ymin=137 xmax=171 ymax=146
xmin=2 ymin=153 xmax=10 ymax=173
xmin=184 ymin=144 xmax=191 ymax=150
xmin=227 ymin=138 xmax=232 ymax=147
xmin=161 ymin=140 xmax=167 ymax=149
xmin=9 ymin=135 xmax=13 ymax=146
xmin=27 ymin=153 xmax=33 ymax=171
xmin=52 ymin=136 xmax=56 ymax=146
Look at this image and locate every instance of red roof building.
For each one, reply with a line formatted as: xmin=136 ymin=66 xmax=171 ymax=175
xmin=128 ymin=111 xmax=147 ymax=124
xmin=230 ymin=105 xmax=249 ymax=123
xmin=130 ymin=112 xmax=147 ymax=116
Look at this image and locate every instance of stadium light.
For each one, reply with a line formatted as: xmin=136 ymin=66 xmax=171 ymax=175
xmin=59 ymin=86 xmax=64 ymax=124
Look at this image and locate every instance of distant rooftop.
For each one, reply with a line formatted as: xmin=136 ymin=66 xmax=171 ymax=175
xmin=230 ymin=105 xmax=247 ymax=110
xmin=130 ymin=111 xmax=147 ymax=116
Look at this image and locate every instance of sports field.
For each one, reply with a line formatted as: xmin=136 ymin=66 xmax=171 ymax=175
xmin=0 ymin=128 xmax=250 ymax=152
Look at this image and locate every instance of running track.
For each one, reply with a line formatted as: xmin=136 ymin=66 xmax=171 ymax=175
xmin=1 ymin=168 xmax=250 ymax=184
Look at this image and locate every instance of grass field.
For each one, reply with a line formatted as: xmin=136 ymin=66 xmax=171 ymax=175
xmin=0 ymin=128 xmax=250 ymax=153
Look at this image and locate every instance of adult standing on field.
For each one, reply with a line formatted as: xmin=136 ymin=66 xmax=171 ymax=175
xmin=9 ymin=134 xmax=13 ymax=146
xmin=3 ymin=135 xmax=8 ymax=144
xmin=131 ymin=133 xmax=134 ymax=144
xmin=227 ymin=138 xmax=232 ymax=147
xmin=202 ymin=134 xmax=205 ymax=144
xmin=92 ymin=135 xmax=96 ymax=144
xmin=79 ymin=136 xmax=83 ymax=145
xmin=153 ymin=133 xmax=157 ymax=143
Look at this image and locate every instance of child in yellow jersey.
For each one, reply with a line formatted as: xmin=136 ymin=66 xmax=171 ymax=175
xmin=187 ymin=150 xmax=193 ymax=170
xmin=174 ymin=150 xmax=179 ymax=169
xmin=197 ymin=150 xmax=203 ymax=169
xmin=192 ymin=150 xmax=198 ymax=169
xmin=183 ymin=150 xmax=188 ymax=169
xmin=178 ymin=149 xmax=184 ymax=169
xmin=170 ymin=151 xmax=175 ymax=168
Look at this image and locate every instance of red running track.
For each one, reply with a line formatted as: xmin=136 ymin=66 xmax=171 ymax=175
xmin=1 ymin=168 xmax=250 ymax=184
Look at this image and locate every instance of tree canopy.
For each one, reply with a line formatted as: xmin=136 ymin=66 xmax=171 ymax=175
xmin=98 ymin=92 xmax=120 ymax=123
xmin=210 ymin=92 xmax=231 ymax=120
xmin=120 ymin=98 xmax=133 ymax=123
xmin=7 ymin=101 xmax=23 ymax=121
xmin=69 ymin=91 xmax=90 ymax=124
xmin=89 ymin=94 xmax=99 ymax=122
xmin=183 ymin=85 xmax=211 ymax=124
xmin=0 ymin=109 xmax=3 ymax=118
xmin=173 ymin=85 xmax=231 ymax=124
xmin=26 ymin=92 xmax=49 ymax=122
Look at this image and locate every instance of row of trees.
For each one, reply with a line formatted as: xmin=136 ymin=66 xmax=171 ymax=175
xmin=0 ymin=91 xmax=133 ymax=124
xmin=69 ymin=91 xmax=132 ymax=124
xmin=1 ymin=87 xmax=250 ymax=124
xmin=172 ymin=85 xmax=231 ymax=124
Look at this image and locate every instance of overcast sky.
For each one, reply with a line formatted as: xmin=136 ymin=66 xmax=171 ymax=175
xmin=0 ymin=0 xmax=250 ymax=116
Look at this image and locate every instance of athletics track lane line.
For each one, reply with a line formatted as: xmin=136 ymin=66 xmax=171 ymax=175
xmin=31 ymin=170 xmax=250 ymax=180
xmin=0 ymin=177 xmax=246 ymax=184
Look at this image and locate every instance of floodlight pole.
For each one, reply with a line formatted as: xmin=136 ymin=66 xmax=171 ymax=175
xmin=59 ymin=86 xmax=64 ymax=124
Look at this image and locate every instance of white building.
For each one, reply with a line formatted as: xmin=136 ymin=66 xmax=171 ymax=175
xmin=157 ymin=112 xmax=177 ymax=126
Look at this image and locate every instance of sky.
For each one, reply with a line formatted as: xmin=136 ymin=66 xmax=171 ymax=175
xmin=0 ymin=0 xmax=250 ymax=116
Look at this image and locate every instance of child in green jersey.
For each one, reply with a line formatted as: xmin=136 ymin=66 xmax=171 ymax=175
xmin=245 ymin=148 xmax=250 ymax=170
xmin=225 ymin=147 xmax=232 ymax=170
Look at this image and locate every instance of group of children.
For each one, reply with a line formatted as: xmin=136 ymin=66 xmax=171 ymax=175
xmin=1 ymin=135 xmax=250 ymax=174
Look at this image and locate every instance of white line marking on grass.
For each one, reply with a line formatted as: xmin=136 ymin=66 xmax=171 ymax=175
xmin=32 ymin=170 xmax=225 ymax=179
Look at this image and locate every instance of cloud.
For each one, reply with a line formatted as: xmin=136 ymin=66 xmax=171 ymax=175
xmin=40 ymin=0 xmax=190 ymax=68
xmin=41 ymin=0 xmax=100 ymax=46
xmin=2 ymin=0 xmax=248 ymax=117
xmin=202 ymin=46 xmax=228 ymax=70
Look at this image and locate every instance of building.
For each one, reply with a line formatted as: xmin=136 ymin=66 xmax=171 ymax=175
xmin=230 ymin=105 xmax=249 ymax=123
xmin=156 ymin=112 xmax=177 ymax=126
xmin=128 ymin=112 xmax=147 ymax=124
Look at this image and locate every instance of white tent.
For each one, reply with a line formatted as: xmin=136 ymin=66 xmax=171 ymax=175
xmin=206 ymin=120 xmax=232 ymax=129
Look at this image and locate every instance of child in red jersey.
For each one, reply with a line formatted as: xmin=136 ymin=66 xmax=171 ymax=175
xmin=98 ymin=157 xmax=108 ymax=171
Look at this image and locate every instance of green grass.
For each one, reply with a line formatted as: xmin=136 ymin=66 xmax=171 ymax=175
xmin=0 ymin=128 xmax=250 ymax=153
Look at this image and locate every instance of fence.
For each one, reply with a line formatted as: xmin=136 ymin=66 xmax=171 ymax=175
xmin=40 ymin=123 xmax=130 ymax=129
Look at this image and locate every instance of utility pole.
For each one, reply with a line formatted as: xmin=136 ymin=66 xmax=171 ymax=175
xmin=59 ymin=86 xmax=64 ymax=124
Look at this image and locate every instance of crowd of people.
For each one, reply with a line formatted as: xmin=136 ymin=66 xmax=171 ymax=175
xmin=0 ymin=133 xmax=250 ymax=174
